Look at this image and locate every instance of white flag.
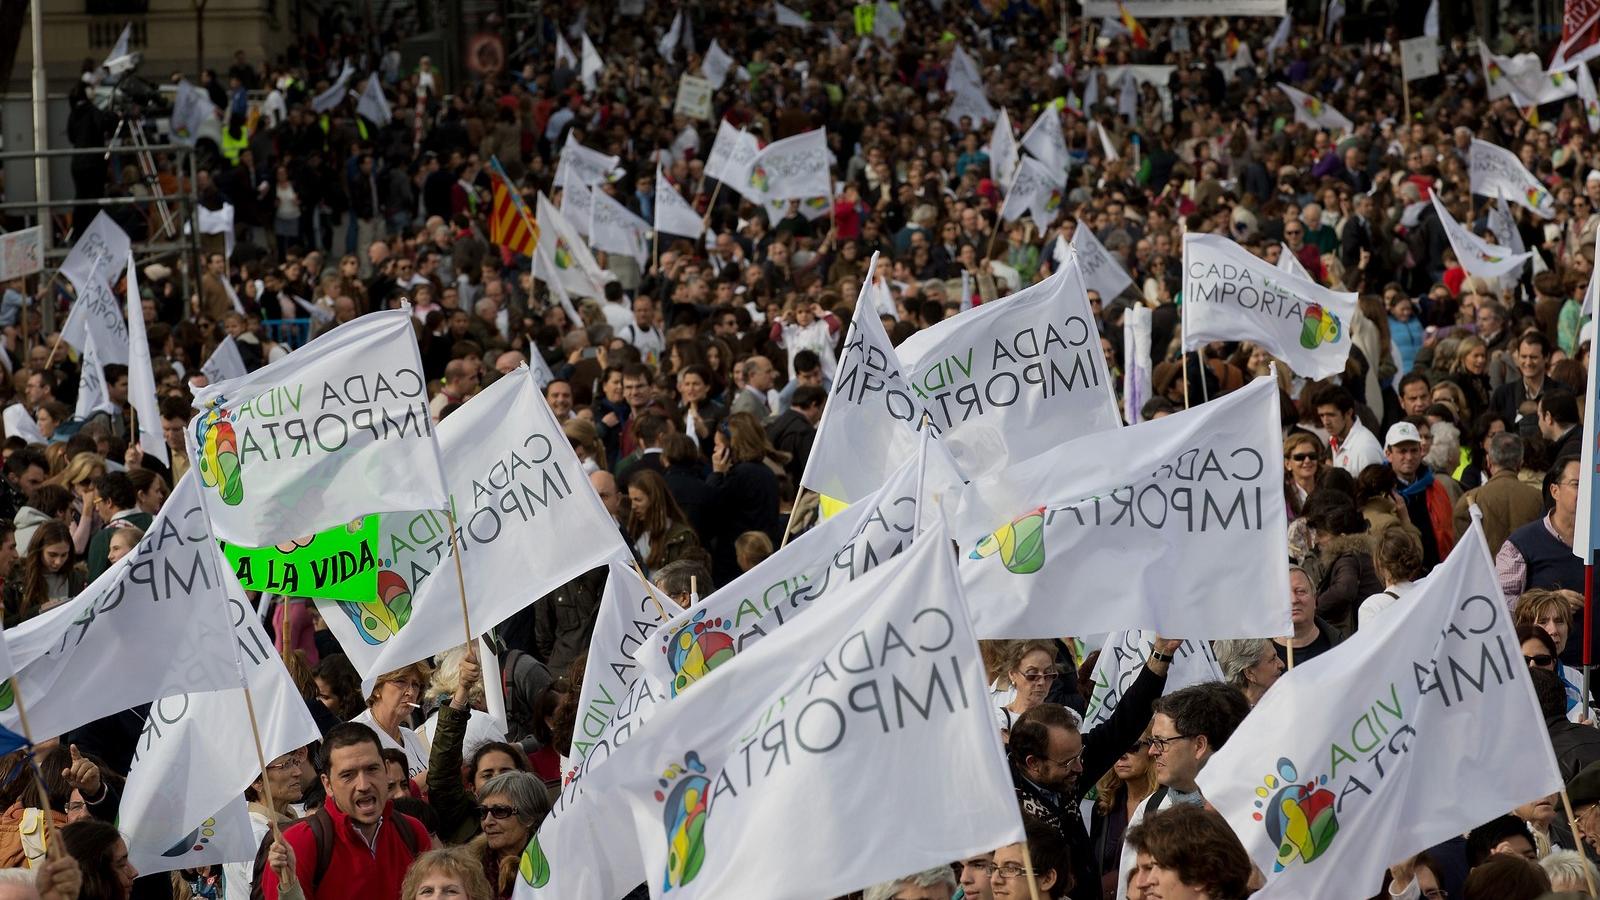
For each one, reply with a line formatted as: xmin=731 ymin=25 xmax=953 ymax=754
xmin=1081 ymin=632 xmax=1222 ymax=732
xmin=954 ymin=375 xmax=1291 ymax=639
xmin=1198 ymin=516 xmax=1562 ymax=899
xmin=897 ymin=256 xmax=1122 ymax=479
xmin=999 ymin=155 xmax=1066 ymax=227
xmin=555 ymin=33 xmax=578 ymax=69
xmin=746 ymin=128 xmax=831 ymax=202
xmin=1429 ymin=192 xmax=1534 ymax=281
xmin=61 ymin=255 xmax=130 ymax=366
xmin=1424 ymin=0 xmax=1439 ymax=37
xmin=568 ymin=561 xmax=675 ymax=770
xmin=1478 ymin=42 xmax=1574 ymax=106
xmin=102 ymin=22 xmax=133 ymax=70
xmin=944 ymin=44 xmax=996 ymax=125
xmin=60 ymin=212 xmax=131 ymax=293
xmin=528 ymin=349 xmax=556 ymax=391
xmin=1181 ymin=233 xmax=1357 ymax=379
xmin=1266 ymin=15 xmax=1292 ymax=60
xmin=774 ymin=2 xmax=809 ymax=27
xmin=556 ymin=134 xmax=620 ymax=189
xmin=197 ymin=202 xmax=236 ymax=261
xmin=1276 ymin=82 xmax=1353 ymax=133
xmin=200 ymin=335 xmax=249 ymax=384
xmin=589 ymin=189 xmax=652 ymax=266
xmin=74 ymin=330 xmax=115 ymax=422
xmin=700 ymin=39 xmax=736 ymax=89
xmin=121 ymin=576 xmax=320 ymax=873
xmin=1019 ymin=106 xmax=1069 ymax=173
xmin=3 ymin=404 xmax=45 ymax=446
xmin=874 ymin=0 xmax=906 ymax=43
xmin=654 ymin=168 xmax=704 ymax=239
xmin=989 ymin=108 xmax=1020 ymax=189
xmin=170 ymin=79 xmax=216 ymax=145
xmin=659 ymin=11 xmax=684 ymax=59
xmin=1277 ymin=242 xmax=1313 ymax=281
xmin=125 ymin=252 xmax=168 ymax=467
xmin=799 ymin=255 xmax=952 ymax=503
xmin=316 ymin=368 xmax=627 ymax=679
xmin=1073 ymin=219 xmax=1135 ymax=301
xmin=559 ymin=180 xmax=593 ymax=237
xmin=579 ymin=33 xmax=604 ymax=92
xmin=705 ymin=121 xmax=761 ymax=191
xmin=188 ymin=307 xmax=449 ymax=546
xmin=536 ymin=192 xmax=608 ymax=299
xmin=1581 ymin=62 xmax=1600 ymax=134
xmin=1122 ymin=304 xmax=1152 ymax=425
xmin=311 ymin=61 xmax=355 ymax=113
xmin=2 ymin=475 xmax=241 ymax=740
xmin=1096 ymin=121 xmax=1120 ymax=161
xmin=356 ymin=73 xmax=392 ymax=126
xmin=1471 ymin=138 xmax=1557 ymax=218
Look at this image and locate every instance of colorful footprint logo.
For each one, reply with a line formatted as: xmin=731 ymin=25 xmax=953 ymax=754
xmin=0 ymin=679 xmax=14 ymax=713
xmin=969 ymin=507 xmax=1047 ymax=575
xmin=1299 ymin=303 xmax=1342 ymax=349
xmin=161 ymin=817 xmax=217 ymax=857
xmin=338 ymin=569 xmax=413 ymax=645
xmin=749 ymin=166 xmax=769 ymax=194
xmin=1253 ymin=757 xmax=1339 ymax=872
xmin=1303 ymin=97 xmax=1323 ymax=116
xmin=195 ymin=401 xmax=243 ymax=506
xmin=660 ymin=611 xmax=736 ymax=697
xmin=1045 ymin=189 xmax=1063 ymax=212
xmin=553 ymin=238 xmax=573 ymax=270
xmin=655 ymin=752 xmax=709 ymax=892
xmin=519 ymin=833 xmax=552 ymax=888
xmin=1526 ymin=187 xmax=1548 ymax=209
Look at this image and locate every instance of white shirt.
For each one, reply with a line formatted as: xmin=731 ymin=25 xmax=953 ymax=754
xmin=619 ymin=323 xmax=666 ymax=368
xmin=1330 ymin=418 xmax=1384 ymax=476
xmin=351 ymin=708 xmax=429 ymax=780
xmin=1357 ymin=580 xmax=1415 ymax=630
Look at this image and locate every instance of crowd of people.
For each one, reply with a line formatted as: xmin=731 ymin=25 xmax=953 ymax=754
xmin=4 ymin=0 xmax=1600 ymax=898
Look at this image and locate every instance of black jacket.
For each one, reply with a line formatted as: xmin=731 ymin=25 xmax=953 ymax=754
xmin=1549 ymin=714 xmax=1600 ymax=782
xmin=765 ymin=410 xmax=815 ymax=486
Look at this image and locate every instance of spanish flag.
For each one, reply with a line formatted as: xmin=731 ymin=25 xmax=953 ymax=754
xmin=1119 ymin=1 xmax=1149 ymax=50
xmin=487 ymin=156 xmax=538 ymax=258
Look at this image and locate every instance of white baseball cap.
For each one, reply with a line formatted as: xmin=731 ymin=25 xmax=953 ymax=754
xmin=1384 ymin=422 xmax=1422 ymax=449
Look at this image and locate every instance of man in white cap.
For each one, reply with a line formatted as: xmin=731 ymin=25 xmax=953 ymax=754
xmin=1386 ymin=420 xmax=1461 ymax=573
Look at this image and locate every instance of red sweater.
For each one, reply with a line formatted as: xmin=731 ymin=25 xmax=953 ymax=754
xmin=258 ymin=801 xmax=429 ymax=900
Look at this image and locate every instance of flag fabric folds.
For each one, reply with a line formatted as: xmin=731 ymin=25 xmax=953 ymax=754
xmin=1429 ymin=192 xmax=1535 ymax=282
xmin=654 ymin=168 xmax=705 ymax=239
xmin=536 ymin=193 xmax=608 ymax=299
xmin=1072 ymin=218 xmax=1135 ymax=301
xmin=60 ymin=254 xmax=130 ymax=366
xmin=744 ymin=128 xmax=831 ymax=202
xmin=1275 ymin=82 xmax=1353 ymax=133
xmin=125 ymin=253 xmax=168 ymax=467
xmin=1470 ymin=138 xmax=1558 ymax=218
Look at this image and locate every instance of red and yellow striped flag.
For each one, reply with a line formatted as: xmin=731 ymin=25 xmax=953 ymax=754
xmin=1119 ymin=1 xmax=1149 ymax=49
xmin=487 ymin=156 xmax=538 ymax=257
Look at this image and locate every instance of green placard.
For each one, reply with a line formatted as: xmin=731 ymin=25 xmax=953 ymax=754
xmin=221 ymin=516 xmax=381 ymax=602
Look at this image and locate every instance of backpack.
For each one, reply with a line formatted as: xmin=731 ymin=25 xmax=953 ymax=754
xmin=248 ymin=806 xmax=420 ymax=900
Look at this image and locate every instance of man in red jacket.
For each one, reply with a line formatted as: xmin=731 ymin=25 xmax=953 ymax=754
xmin=262 ymin=723 xmax=430 ymax=900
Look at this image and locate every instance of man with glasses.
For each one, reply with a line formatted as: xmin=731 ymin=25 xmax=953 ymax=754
xmin=1114 ymin=682 xmax=1250 ymax=899
xmin=1564 ymin=762 xmax=1600 ymax=857
xmin=1283 ymin=217 xmax=1325 ymax=284
xmin=1500 ymin=455 xmax=1588 ymax=656
xmin=1009 ymin=638 xmax=1181 ymax=900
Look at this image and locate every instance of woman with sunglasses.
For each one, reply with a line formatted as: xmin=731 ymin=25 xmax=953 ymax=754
xmin=1090 ymin=728 xmax=1158 ymax=897
xmin=1514 ymin=589 xmax=1589 ymax=718
xmin=995 ymin=640 xmax=1060 ymax=736
xmin=468 ymin=771 xmax=551 ymax=899
xmin=1281 ymin=432 xmax=1325 ymax=521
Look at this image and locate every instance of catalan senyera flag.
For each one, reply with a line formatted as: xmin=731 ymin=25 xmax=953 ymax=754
xmin=1120 ymin=2 xmax=1149 ymax=49
xmin=488 ymin=157 xmax=539 ymax=257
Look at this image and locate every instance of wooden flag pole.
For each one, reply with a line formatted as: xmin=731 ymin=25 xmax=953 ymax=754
xmin=700 ymin=179 xmax=724 ymax=231
xmin=7 ymin=677 xmax=62 ymax=859
xmin=1559 ymin=787 xmax=1600 ymax=897
xmin=628 ymin=560 xmax=670 ymax=619
xmin=443 ymin=507 xmax=474 ymax=648
xmin=240 ymin=683 xmax=287 ymax=856
xmin=1019 ymin=841 xmax=1044 ymax=900
xmin=779 ymin=486 xmax=809 ymax=548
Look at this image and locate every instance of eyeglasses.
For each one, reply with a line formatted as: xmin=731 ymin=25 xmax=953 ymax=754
xmin=477 ymin=804 xmax=518 ymax=820
xmin=990 ymin=863 xmax=1036 ymax=880
xmin=1044 ymin=749 xmax=1084 ymax=768
xmin=1287 ymin=453 xmax=1318 ymax=462
xmin=1285 ymin=229 xmax=1303 ymax=236
xmin=64 ymin=801 xmax=87 ymax=814
xmin=1525 ymin=654 xmax=1555 ymax=667
xmin=266 ymin=753 xmax=307 ymax=772
xmin=1018 ymin=669 xmax=1060 ymax=683
xmin=1146 ymin=734 xmax=1198 ymax=754
xmin=388 ymin=680 xmax=424 ymax=695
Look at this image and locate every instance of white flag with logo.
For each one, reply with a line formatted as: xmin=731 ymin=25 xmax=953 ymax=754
xmin=125 ymin=253 xmax=168 ymax=467
xmin=1 ymin=475 xmax=242 ymax=740
xmin=1471 ymin=138 xmax=1557 ymax=218
xmin=999 ymin=155 xmax=1066 ymax=227
xmin=590 ymin=189 xmax=651 ymax=266
xmin=1081 ymin=632 xmax=1223 ymax=732
xmin=61 ymin=212 xmax=131 ymax=294
xmin=61 ymin=255 xmax=130 ymax=366
xmin=989 ymin=108 xmax=1020 ymax=189
xmin=897 ymin=256 xmax=1121 ymax=479
xmin=568 ymin=561 xmax=676 ymax=772
xmin=799 ymin=255 xmax=953 ymax=503
xmin=170 ymin=79 xmax=216 ymax=145
xmin=706 ymin=121 xmax=761 ymax=192
xmin=316 ymin=368 xmax=627 ymax=679
xmin=357 ymin=73 xmax=392 ymax=126
xmin=874 ymin=0 xmax=906 ymax=43
xmin=1478 ymin=42 xmax=1576 ymax=105
xmin=1019 ymin=106 xmax=1069 ymax=173
xmin=955 ymin=375 xmax=1291 ymax=639
xmin=121 ymin=575 xmax=320 ymax=873
xmin=1429 ymin=192 xmax=1534 ymax=281
xmin=1181 ymin=233 xmax=1357 ymax=380
xmin=536 ymin=192 xmax=607 ymax=299
xmin=1073 ymin=219 xmax=1135 ymax=300
xmin=746 ymin=128 xmax=831 ymax=202
xmin=700 ymin=40 xmax=736 ymax=89
xmin=188 ymin=307 xmax=448 ymax=546
xmin=654 ymin=168 xmax=705 ymax=240
xmin=1197 ymin=516 xmax=1561 ymax=899
xmin=555 ymin=135 xmax=620 ymax=189
xmin=200 ymin=335 xmax=249 ymax=384
xmin=1581 ymin=62 xmax=1600 ymax=134
xmin=1276 ymin=82 xmax=1353 ymax=133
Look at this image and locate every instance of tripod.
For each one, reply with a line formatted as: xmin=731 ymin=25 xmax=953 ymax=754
xmin=104 ymin=110 xmax=178 ymax=241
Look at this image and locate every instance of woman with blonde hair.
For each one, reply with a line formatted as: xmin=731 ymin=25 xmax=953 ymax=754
xmin=1515 ymin=589 xmax=1588 ymax=716
xmin=400 ymin=846 xmax=493 ymax=900
xmin=1446 ymin=333 xmax=1492 ymax=417
xmin=562 ymin=417 xmax=607 ymax=474
xmin=47 ymin=452 xmax=107 ymax=555
xmin=353 ymin=661 xmax=434 ymax=785
xmin=1090 ymin=727 xmax=1158 ymax=895
xmin=1282 ymin=431 xmax=1325 ymax=520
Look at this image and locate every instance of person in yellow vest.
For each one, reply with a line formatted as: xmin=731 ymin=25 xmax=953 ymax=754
xmin=854 ymin=1 xmax=875 ymax=35
xmin=220 ymin=112 xmax=250 ymax=166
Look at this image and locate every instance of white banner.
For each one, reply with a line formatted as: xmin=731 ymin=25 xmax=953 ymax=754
xmin=1181 ymin=233 xmax=1357 ymax=380
xmin=1478 ymin=42 xmax=1576 ymax=106
xmin=74 ymin=329 xmax=116 ymax=422
xmin=774 ymin=2 xmax=809 ymax=27
xmin=60 ymin=254 xmax=130 ymax=366
xmin=674 ymin=74 xmax=714 ymax=121
xmin=1073 ymin=219 xmax=1135 ymax=300
xmin=170 ymin=79 xmax=216 ymax=146
xmin=1082 ymin=0 xmax=1284 ymax=15
xmin=1276 ymin=82 xmax=1353 ymax=133
xmin=0 ymin=227 xmax=43 ymax=280
xmin=654 ymin=168 xmax=705 ymax=240
xmin=998 ymin=155 xmax=1065 ymax=227
xmin=897 ymin=256 xmax=1121 ymax=479
xmin=1123 ymin=304 xmax=1152 ymax=425
xmin=1429 ymin=192 xmax=1534 ymax=281
xmin=61 ymin=212 xmax=131 ymax=293
xmin=589 ymin=189 xmax=651 ymax=266
xmin=125 ymin=254 xmax=168 ymax=467
xmin=1019 ymin=106 xmax=1068 ymax=174
xmin=312 ymin=62 xmax=355 ymax=113
xmin=706 ymin=121 xmax=760 ymax=190
xmin=1471 ymin=138 xmax=1557 ymax=218
xmin=555 ymin=135 xmax=620 ymax=189
xmin=701 ymin=40 xmax=736 ymax=89
xmin=1399 ymin=36 xmax=1439 ymax=81
xmin=1581 ymin=62 xmax=1600 ymax=133
xmin=1198 ymin=517 xmax=1562 ymax=899
xmin=1081 ymin=631 xmax=1222 ymax=732
xmin=357 ymin=73 xmax=392 ymax=126
xmin=188 ymin=307 xmax=449 ymax=546
xmin=568 ymin=561 xmax=675 ymax=772
xmin=746 ymin=128 xmax=831 ymax=202
xmin=200 ymin=335 xmax=249 ymax=384
xmin=954 ymin=376 xmax=1291 ymax=639
xmin=989 ymin=108 xmax=1019 ymax=189
xmin=579 ymin=34 xmax=603 ymax=92
xmin=537 ymin=192 xmax=607 ymax=300
xmin=1278 ymin=243 xmax=1313 ymax=281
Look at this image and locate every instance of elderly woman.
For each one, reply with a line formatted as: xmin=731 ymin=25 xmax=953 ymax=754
xmin=1515 ymin=589 xmax=1588 ymax=716
xmin=353 ymin=661 xmax=432 ymax=783
xmin=401 ymin=846 xmax=494 ymax=900
xmin=420 ymin=644 xmax=508 ymax=762
xmin=470 ymin=771 xmax=552 ymax=899
xmin=995 ymin=640 xmax=1061 ymax=736
xmin=1213 ymin=639 xmax=1284 ymax=707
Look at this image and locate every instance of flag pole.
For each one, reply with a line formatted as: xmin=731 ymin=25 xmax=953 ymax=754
xmin=779 ymin=488 xmax=808 ymax=548
xmin=5 ymin=672 xmax=62 ymax=858
xmin=1586 ymin=559 xmax=1594 ymax=722
xmin=1560 ymin=786 xmax=1600 ymax=897
xmin=628 ymin=560 xmax=669 ymax=619
xmin=1019 ymin=841 xmax=1044 ymax=900
xmin=986 ymin=164 xmax=1025 ymax=263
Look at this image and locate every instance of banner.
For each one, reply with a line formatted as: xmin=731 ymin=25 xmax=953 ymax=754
xmin=1553 ymin=0 xmax=1600 ymax=69
xmin=554 ymin=135 xmax=620 ymax=189
xmin=311 ymin=62 xmax=355 ymax=113
xmin=1019 ymin=107 xmax=1069 ymax=174
xmin=74 ymin=330 xmax=116 ymax=422
xmin=944 ymin=44 xmax=996 ymax=125
xmin=989 ymin=108 xmax=1019 ymax=189
xmin=1399 ymin=37 xmax=1439 ymax=81
xmin=954 ymin=376 xmax=1291 ymax=639
xmin=170 ymin=79 xmax=216 ymax=146
xmin=674 ymin=74 xmax=714 ymax=121
xmin=579 ymin=34 xmax=603 ymax=92
xmin=222 ymin=516 xmax=378 ymax=602
xmin=200 ymin=335 xmax=248 ymax=384
xmin=1197 ymin=517 xmax=1562 ymax=899
xmin=568 ymin=561 xmax=675 ymax=770
xmin=1582 ymin=62 xmax=1600 ymax=133
xmin=60 ymin=255 xmax=130 ymax=366
xmin=659 ymin=10 xmax=685 ymax=59
xmin=1123 ymin=304 xmax=1152 ymax=425
xmin=1276 ymin=83 xmax=1353 ymax=133
xmin=1082 ymin=0 xmax=1283 ymax=15
xmin=316 ymin=368 xmax=626 ymax=678
xmin=1429 ymin=192 xmax=1534 ymax=281
xmin=1081 ymin=631 xmax=1222 ymax=732
xmin=188 ymin=307 xmax=448 ymax=547
xmin=1471 ymin=139 xmax=1557 ymax=218
xmin=701 ymin=40 xmax=736 ymax=89
xmin=706 ymin=121 xmax=760 ymax=190
xmin=125 ymin=255 xmax=168 ymax=467
xmin=746 ymin=128 xmax=831 ymax=202
xmin=1277 ymin=243 xmax=1313 ymax=281
xmin=60 ymin=212 xmax=131 ymax=294
xmin=1478 ymin=43 xmax=1578 ymax=106
xmin=2 ymin=475 xmax=241 ymax=740
xmin=1073 ymin=219 xmax=1135 ymax=300
xmin=1181 ymin=233 xmax=1357 ymax=380
xmin=589 ymin=189 xmax=651 ymax=266
xmin=654 ymin=168 xmax=705 ymax=240
xmin=356 ymin=73 xmax=392 ymax=126
xmin=774 ymin=2 xmax=809 ymax=27
xmin=897 ymin=256 xmax=1121 ymax=479
xmin=0 ymin=227 xmax=43 ymax=280
xmin=998 ymin=155 xmax=1065 ymax=227
xmin=536 ymin=192 xmax=607 ymax=300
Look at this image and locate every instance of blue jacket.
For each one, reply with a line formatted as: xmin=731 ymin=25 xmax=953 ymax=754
xmin=1389 ymin=314 xmax=1424 ymax=376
